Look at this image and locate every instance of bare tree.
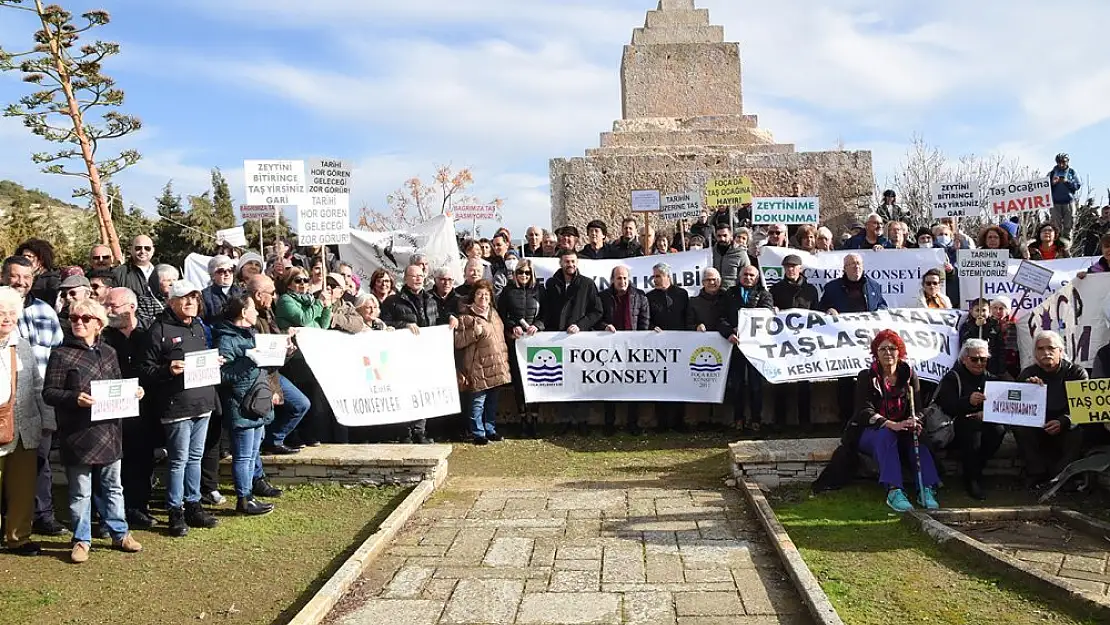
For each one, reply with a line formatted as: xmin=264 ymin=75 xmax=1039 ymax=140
xmin=356 ymin=164 xmax=503 ymax=232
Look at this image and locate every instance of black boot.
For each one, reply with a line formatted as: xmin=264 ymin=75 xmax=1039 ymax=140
xmin=237 ymin=496 xmax=275 ymax=516
xmin=183 ymin=501 xmax=219 ymax=529
xmin=126 ymin=508 xmax=156 ymax=530
xmin=252 ymin=478 xmax=283 ymax=498
xmin=167 ymin=507 xmax=189 ymax=537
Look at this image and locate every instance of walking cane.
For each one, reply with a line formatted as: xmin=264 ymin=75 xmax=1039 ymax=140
xmin=908 ymin=384 xmax=926 ymax=499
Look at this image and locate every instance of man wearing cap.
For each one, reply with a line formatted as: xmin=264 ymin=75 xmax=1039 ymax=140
xmin=769 ymin=254 xmax=819 ymax=430
xmin=555 ymin=225 xmax=580 ymax=256
xmin=201 ymin=255 xmax=242 ymax=326
xmin=137 ymin=279 xmax=221 ymax=537
xmin=580 ymin=220 xmax=612 ymax=260
xmin=56 ymin=274 xmax=92 ymax=335
xmin=236 ymin=252 xmax=265 ymax=285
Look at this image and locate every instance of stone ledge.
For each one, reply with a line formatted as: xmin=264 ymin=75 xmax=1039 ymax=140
xmin=261 ymin=444 xmax=452 ymax=467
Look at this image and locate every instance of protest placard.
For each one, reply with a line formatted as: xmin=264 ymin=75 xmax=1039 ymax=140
xmin=1016 ymin=273 xmax=1110 ymax=370
xmin=751 ymin=197 xmax=820 ymax=225
xmin=184 ymin=349 xmax=221 ymax=390
xmin=215 ymin=226 xmax=247 ymax=247
xmin=631 ymin=189 xmax=661 ymax=213
xmin=244 ymin=160 xmax=305 ymax=206
xmin=247 ymin=334 xmax=289 ymax=367
xmin=239 ymin=204 xmax=276 ymax=220
xmin=705 ymin=176 xmax=753 ymax=207
xmin=957 ymin=256 xmax=1091 ymax=314
xmin=299 ymin=158 xmax=352 ymax=246
xmin=1013 ymin=260 xmax=1055 ymax=294
xmin=90 ymin=378 xmax=140 ymax=421
xmin=987 ymin=177 xmax=1052 ymax=216
xmin=452 ymin=204 xmax=499 ymax=220
xmin=930 ymin=182 xmax=982 ymax=218
xmin=660 ymin=192 xmax=703 ymax=221
xmin=957 ymin=249 xmax=1008 ymax=279
xmin=983 ymin=381 xmax=1046 ymax=427
xmin=1066 ymin=379 xmax=1110 ymax=425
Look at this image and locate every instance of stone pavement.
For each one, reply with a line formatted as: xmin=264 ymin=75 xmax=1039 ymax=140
xmin=328 ymin=482 xmax=812 ymax=625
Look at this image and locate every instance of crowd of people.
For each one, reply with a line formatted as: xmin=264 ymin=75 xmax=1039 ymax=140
xmin=0 ymin=155 xmax=1106 ymax=560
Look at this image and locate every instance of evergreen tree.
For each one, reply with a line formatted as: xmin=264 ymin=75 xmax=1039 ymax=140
xmin=153 ymin=181 xmax=190 ymax=267
xmin=184 ymin=192 xmax=217 ymax=254
xmin=41 ymin=204 xmax=70 ymax=264
xmin=2 ymin=194 xmax=38 ymax=254
xmin=243 ymin=214 xmax=294 ymax=255
xmin=211 ymin=168 xmax=236 ymax=231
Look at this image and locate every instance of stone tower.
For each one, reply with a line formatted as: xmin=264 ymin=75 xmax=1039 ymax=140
xmin=550 ymin=0 xmax=873 ymax=233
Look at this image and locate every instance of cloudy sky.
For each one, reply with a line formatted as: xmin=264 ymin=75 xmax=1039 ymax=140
xmin=2 ymin=0 xmax=1109 ymax=238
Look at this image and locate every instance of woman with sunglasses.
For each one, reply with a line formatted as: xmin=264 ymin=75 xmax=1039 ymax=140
xmin=43 ymin=299 xmax=145 ymax=563
xmin=275 ymin=267 xmax=331 ymax=331
xmin=914 ymin=269 xmax=951 ymax=309
xmin=496 ymin=260 xmax=544 ymax=437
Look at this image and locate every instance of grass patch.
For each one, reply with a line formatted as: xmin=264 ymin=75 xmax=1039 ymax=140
xmin=0 ymin=483 xmax=407 ymax=625
xmin=770 ymin=483 xmax=1103 ymax=625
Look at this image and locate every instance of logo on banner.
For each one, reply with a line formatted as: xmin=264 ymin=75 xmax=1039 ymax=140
xmin=689 ymin=346 xmax=724 ymax=388
xmin=1008 ymin=389 xmax=1022 ymax=401
xmin=763 ymin=266 xmax=784 ymax=281
xmin=108 ymin=384 xmax=122 ymax=399
xmin=526 ymin=347 xmax=563 ymax=386
xmin=363 ymin=352 xmax=390 ymax=383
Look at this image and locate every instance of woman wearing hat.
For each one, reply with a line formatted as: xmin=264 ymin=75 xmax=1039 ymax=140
xmin=325 ymin=272 xmax=364 ymax=334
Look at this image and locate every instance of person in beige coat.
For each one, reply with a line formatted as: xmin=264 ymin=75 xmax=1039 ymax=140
xmin=0 ymin=285 xmax=56 ymax=555
xmin=454 ymin=280 xmax=511 ymax=445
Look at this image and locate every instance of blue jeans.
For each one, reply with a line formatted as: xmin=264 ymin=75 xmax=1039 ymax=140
xmin=467 ymin=389 xmax=498 ymax=439
xmin=264 ymin=375 xmax=309 ymax=447
xmin=229 ymin=426 xmax=265 ymax=498
xmin=66 ymin=460 xmax=128 ymax=544
xmin=164 ymin=416 xmax=210 ymax=509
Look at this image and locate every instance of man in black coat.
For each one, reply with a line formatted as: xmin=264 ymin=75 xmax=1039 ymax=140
xmin=609 ymin=217 xmax=644 ymax=259
xmin=767 ymin=254 xmax=819 ymax=430
xmin=719 ymin=265 xmax=773 ymax=434
xmin=579 ymin=220 xmax=612 ymax=260
xmin=543 ymin=250 xmax=603 ymax=435
xmin=597 ymin=265 xmax=651 ymax=435
xmin=647 ymin=261 xmax=691 ymax=431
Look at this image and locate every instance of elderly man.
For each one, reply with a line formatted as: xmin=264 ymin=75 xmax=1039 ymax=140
xmin=843 ymin=213 xmax=891 ymax=250
xmin=1 ymin=256 xmax=66 ymax=538
xmin=720 ymin=265 xmax=774 ymax=434
xmin=57 ymin=274 xmax=92 ymax=334
xmin=543 ymin=249 xmax=603 ymax=435
xmin=88 ymin=244 xmax=114 ymax=272
xmin=687 ymin=268 xmax=724 ymax=332
xmin=712 ymin=223 xmax=751 ymax=290
xmin=430 ymin=267 xmax=459 ymax=326
xmin=522 ymin=226 xmax=545 ymax=257
xmin=137 ymin=280 xmax=220 ymax=537
xmin=201 ymin=254 xmax=242 ymax=326
xmin=931 ymin=338 xmax=1006 ymax=500
xmin=647 ymin=262 xmax=690 ymax=431
xmin=1014 ymin=330 xmax=1091 ymax=489
xmin=769 ymin=254 xmax=819 ymax=429
xmin=112 ymin=235 xmax=162 ymax=325
xmin=454 ymin=258 xmax=486 ymax=310
xmin=540 ymin=230 xmax=558 ymax=257
xmin=596 ymin=265 xmax=651 ymax=436
xmin=555 ymin=225 xmax=580 ymax=256
xmin=580 ymin=220 xmax=612 ymax=260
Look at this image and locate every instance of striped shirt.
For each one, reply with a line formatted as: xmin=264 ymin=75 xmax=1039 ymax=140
xmin=17 ymin=296 xmax=63 ymax=377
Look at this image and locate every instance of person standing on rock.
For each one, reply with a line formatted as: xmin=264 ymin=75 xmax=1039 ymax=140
xmin=1049 ymin=153 xmax=1081 ymax=243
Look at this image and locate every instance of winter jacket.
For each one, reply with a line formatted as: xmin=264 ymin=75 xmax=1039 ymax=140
xmin=488 ymin=257 xmax=511 ymax=300
xmin=842 ymin=232 xmax=892 ymax=250
xmin=275 ymin=292 xmax=331 ymax=330
xmin=686 ymin=289 xmax=725 ymax=331
xmin=958 ymin=317 xmax=1005 ymax=376
xmin=201 ymin=283 xmax=243 ymax=326
xmin=454 ymin=305 xmax=511 ymax=393
xmin=769 ymin=276 xmax=819 ymax=311
xmin=597 ymin=287 xmax=651 ymax=331
xmin=712 ymin=243 xmax=751 ymax=290
xmin=1049 ymin=166 xmax=1081 ymax=204
xmin=432 ymin=289 xmax=460 ymax=326
xmin=0 ymin=335 xmax=55 ymax=458
xmin=818 ymin=275 xmax=888 ymax=313
xmin=689 ymin=220 xmax=713 ymax=244
xmin=845 ymin=361 xmax=921 ymax=448
xmin=1017 ymin=360 xmax=1087 ymax=429
xmin=1086 ymin=256 xmax=1110 ymax=275
xmin=42 ymin=336 xmax=124 ymax=466
xmin=932 ymin=362 xmax=997 ymax=422
xmin=329 ymin=299 xmax=365 ymax=334
xmin=647 ymin=285 xmax=690 ymax=331
xmin=579 ymin=243 xmax=612 ymax=260
xmin=30 ymin=269 xmax=61 ymax=308
xmin=876 ymin=203 xmax=911 ymax=226
xmin=542 ymin=271 xmax=603 ymax=332
xmin=1028 ymin=241 xmax=1070 ymax=260
xmin=111 ymin=262 xmax=162 ymax=325
xmin=382 ymin=286 xmax=440 ymax=329
xmin=497 ymin=283 xmax=544 ymax=338
xmin=213 ymin=322 xmax=275 ymax=430
xmin=718 ymin=282 xmax=773 ymax=338
xmin=101 ymin=323 xmax=147 ymax=379
xmin=609 ymin=238 xmax=643 ymax=259
xmin=136 ymin=308 xmax=218 ymax=423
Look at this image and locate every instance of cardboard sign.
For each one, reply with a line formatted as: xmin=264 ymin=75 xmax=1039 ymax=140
xmin=299 ymin=157 xmax=352 ymax=246
xmin=244 ymin=160 xmax=306 ymax=206
xmin=184 ymin=349 xmax=221 ymax=390
xmin=1013 ymin=260 xmax=1055 ymax=294
xmin=931 ymin=181 xmax=982 ymax=218
xmin=247 ymin=334 xmax=289 ymax=367
xmin=660 ymin=192 xmax=703 ymax=221
xmin=631 ymin=189 xmax=661 ymax=213
xmin=984 ymin=381 xmax=1047 ymax=428
xmin=240 ymin=204 xmax=276 ymax=220
xmin=987 ymin=177 xmax=1052 ymax=216
xmin=452 ymin=204 xmax=499 ymax=220
xmin=957 ymin=249 xmax=1009 ymax=279
xmin=751 ymin=197 xmax=820 ymax=225
xmin=90 ymin=378 xmax=140 ymax=421
xmin=215 ymin=226 xmax=247 ymax=247
xmin=706 ymin=176 xmax=753 ymax=207
xmin=1066 ymin=379 xmax=1110 ymax=425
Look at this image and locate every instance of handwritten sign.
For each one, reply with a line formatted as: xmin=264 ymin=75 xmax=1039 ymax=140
xmin=1066 ymin=379 xmax=1110 ymax=425
xmin=631 ymin=190 xmax=661 ymax=213
xmin=184 ymin=349 xmax=221 ymax=390
xmin=984 ymin=381 xmax=1046 ymax=428
xmin=706 ymin=176 xmax=753 ymax=207
xmin=752 ymin=197 xmax=820 ymax=225
xmin=90 ymin=378 xmax=140 ymax=421
xmin=660 ymin=192 xmax=703 ymax=221
xmin=931 ymin=181 xmax=982 ymax=218
xmin=452 ymin=204 xmax=499 ymax=220
xmin=247 ymin=334 xmax=289 ymax=368
xmin=244 ymin=160 xmax=305 ymax=206
xmin=957 ymin=249 xmax=1008 ymax=279
xmin=299 ymin=157 xmax=352 ymax=246
xmin=239 ymin=205 xmax=276 ymax=220
xmin=1013 ymin=260 xmax=1055 ymax=294
xmin=216 ymin=226 xmax=247 ymax=247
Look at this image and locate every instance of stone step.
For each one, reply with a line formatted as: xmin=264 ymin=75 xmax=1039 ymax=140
xmin=587 ymin=143 xmax=797 ymax=157
xmin=612 ymin=115 xmax=762 ymax=132
xmin=599 ymin=128 xmax=777 ymax=148
xmin=644 ymin=8 xmax=711 ymax=28
xmin=632 ymin=25 xmax=724 ymax=45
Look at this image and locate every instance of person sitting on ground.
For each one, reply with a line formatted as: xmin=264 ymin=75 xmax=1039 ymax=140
xmin=1027 ymin=222 xmax=1070 ymax=261
xmin=454 ymin=280 xmax=510 ymax=446
xmin=915 ymin=269 xmax=951 ymax=309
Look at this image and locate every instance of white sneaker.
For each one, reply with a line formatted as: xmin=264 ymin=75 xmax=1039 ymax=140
xmin=201 ymin=490 xmax=227 ymax=506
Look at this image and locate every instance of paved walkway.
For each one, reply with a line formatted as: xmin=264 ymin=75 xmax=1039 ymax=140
xmin=328 ymin=481 xmax=812 ymax=625
xmin=963 ymin=520 xmax=1110 ymax=597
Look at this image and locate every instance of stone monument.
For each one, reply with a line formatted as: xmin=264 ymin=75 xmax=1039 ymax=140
xmin=550 ymin=0 xmax=873 ymax=233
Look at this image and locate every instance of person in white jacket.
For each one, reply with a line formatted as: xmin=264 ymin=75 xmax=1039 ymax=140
xmin=914 ymin=268 xmax=952 ymax=309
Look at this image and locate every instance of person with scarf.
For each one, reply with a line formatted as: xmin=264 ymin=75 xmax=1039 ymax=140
xmin=914 ymin=269 xmax=951 ymax=309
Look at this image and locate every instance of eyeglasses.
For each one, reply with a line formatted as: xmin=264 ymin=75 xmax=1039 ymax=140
xmin=91 ymin=255 xmax=111 ymax=261
xmin=515 ymin=270 xmax=532 ymax=276
xmin=293 ymin=277 xmax=310 ymax=284
xmin=69 ymin=315 xmax=97 ymax=325
xmin=876 ymin=346 xmax=900 ymax=353
xmin=133 ymin=246 xmax=153 ymax=252
xmin=214 ymin=268 xmax=233 ymax=275
xmin=968 ymin=356 xmax=989 ymax=363
xmin=924 ymin=281 xmax=940 ymax=286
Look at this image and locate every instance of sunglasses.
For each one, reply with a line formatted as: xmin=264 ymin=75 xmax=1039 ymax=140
xmin=64 ymin=289 xmax=85 ymax=298
xmin=92 ymin=255 xmax=112 ymax=261
xmin=924 ymin=281 xmax=940 ymax=286
xmin=214 ymin=268 xmax=233 ymax=275
xmin=968 ymin=356 xmax=989 ymax=364
xmin=134 ymin=246 xmax=153 ymax=252
xmin=293 ymin=277 xmax=310 ymax=284
xmin=69 ymin=314 xmax=97 ymax=325
xmin=515 ymin=270 xmax=532 ymax=276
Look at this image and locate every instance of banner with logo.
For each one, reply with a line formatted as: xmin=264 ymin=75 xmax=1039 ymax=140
xmin=957 ymin=256 xmax=1094 ymax=316
xmin=759 ymin=248 xmax=948 ymax=310
xmin=295 ymin=326 xmax=461 ymax=426
xmin=515 ymin=331 xmax=733 ymax=403
xmin=733 ymin=308 xmax=964 ymax=383
xmin=530 ymin=250 xmax=711 ymax=297
xmin=339 ymin=214 xmax=463 ymax=286
xmin=1016 ymin=273 xmax=1110 ymax=371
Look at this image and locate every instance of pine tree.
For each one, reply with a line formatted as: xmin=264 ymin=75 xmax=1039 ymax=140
xmin=243 ymin=214 xmax=293 ymax=255
xmin=2 ymin=194 xmax=37 ymax=253
xmin=153 ymin=181 xmax=190 ymax=267
xmin=211 ymin=168 xmax=236 ymax=230
xmin=184 ymin=192 xmax=217 ymax=254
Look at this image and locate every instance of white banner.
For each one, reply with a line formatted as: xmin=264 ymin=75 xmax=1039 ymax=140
xmin=957 ymin=249 xmax=1008 ymax=279
xmin=957 ymin=256 xmax=1093 ymax=316
xmin=300 ymin=158 xmax=352 ymax=246
xmin=338 ymin=215 xmax=464 ymax=287
xmin=631 ymin=189 xmax=661 ymax=213
xmin=530 ymin=249 xmax=711 ymax=297
xmin=244 ymin=160 xmax=305 ymax=207
xmin=987 ymin=177 xmax=1052 ymax=216
xmin=733 ymin=308 xmax=964 ymax=383
xmin=1016 ymin=273 xmax=1110 ymax=371
xmin=752 ymin=197 xmax=820 ymax=225
xmin=515 ymin=331 xmax=733 ymax=403
xmin=760 ymin=247 xmax=947 ymax=310
xmin=930 ymin=181 xmax=981 ymax=219
xmin=295 ymin=326 xmax=461 ymax=426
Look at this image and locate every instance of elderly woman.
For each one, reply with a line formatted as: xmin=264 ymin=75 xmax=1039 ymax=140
xmin=454 ymin=280 xmax=510 ymax=445
xmin=0 ymin=286 xmax=55 ymax=556
xmin=794 ymin=225 xmax=818 ymax=253
xmin=368 ymin=269 xmax=396 ymax=304
xmin=325 ymin=273 xmax=364 ymax=334
xmin=815 ymin=226 xmax=835 ymax=252
xmin=354 ymin=293 xmax=391 ymax=331
xmin=851 ymin=330 xmax=940 ymax=512
xmin=1028 ymin=222 xmax=1070 ymax=261
xmin=236 ymin=253 xmax=265 ymax=285
xmin=275 ymin=267 xmax=331 ymax=331
xmin=214 ymin=295 xmax=278 ymax=516
xmin=497 ymin=260 xmax=543 ymax=437
xmin=915 ymin=269 xmax=951 ymax=308
xmin=43 ymin=299 xmax=144 ymax=562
